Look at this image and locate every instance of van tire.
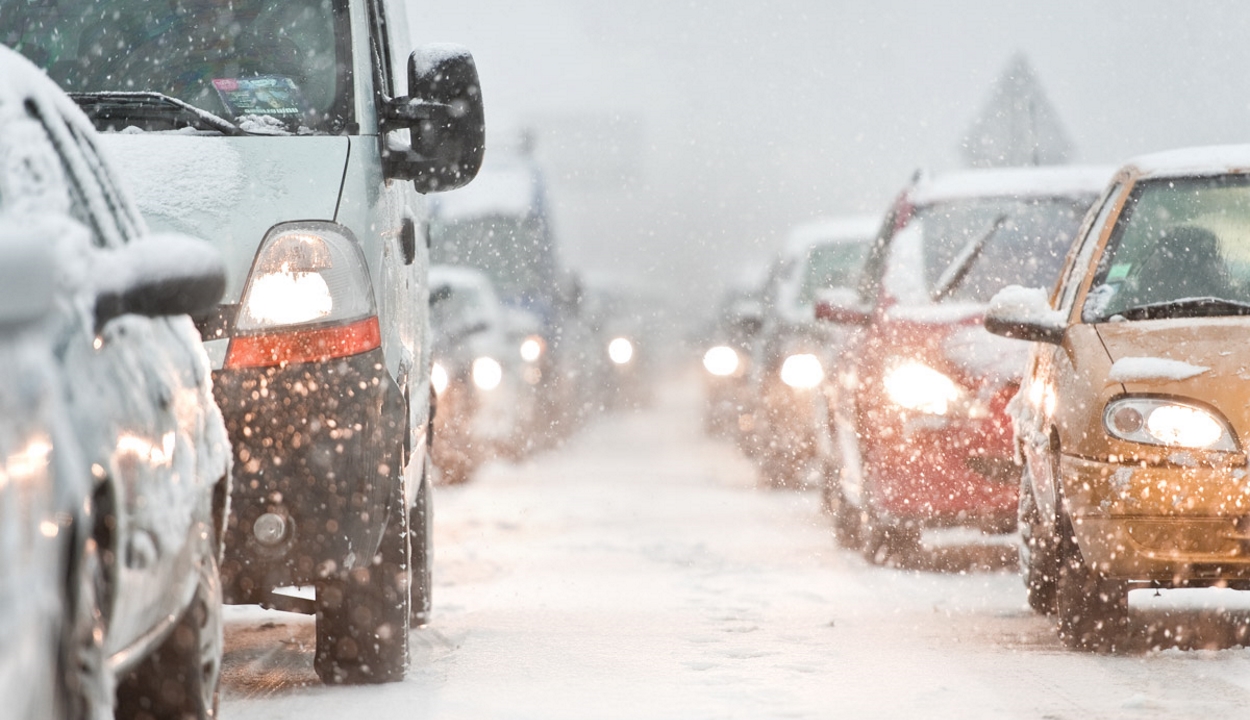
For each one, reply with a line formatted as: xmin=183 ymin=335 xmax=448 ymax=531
xmin=314 ymin=482 xmax=411 ymax=684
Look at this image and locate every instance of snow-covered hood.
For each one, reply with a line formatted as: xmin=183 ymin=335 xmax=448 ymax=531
xmin=1095 ymin=317 xmax=1250 ymax=390
xmin=97 ymin=133 xmax=350 ymax=303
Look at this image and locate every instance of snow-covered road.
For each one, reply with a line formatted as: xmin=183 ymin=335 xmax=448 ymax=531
xmin=221 ymin=371 xmax=1250 ymax=719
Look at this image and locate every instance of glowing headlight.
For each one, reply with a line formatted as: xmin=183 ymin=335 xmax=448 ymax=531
xmin=883 ymin=360 xmax=961 ymax=415
xmin=1104 ymin=397 xmax=1237 ymax=451
xmin=609 ymin=337 xmax=634 ymax=365
xmin=703 ymin=345 xmax=740 ymax=377
xmin=472 ymin=357 xmax=503 ymax=391
xmin=520 ymin=335 xmax=545 ymax=362
xmin=236 ymin=223 xmax=374 ymax=331
xmin=431 ymin=362 xmax=450 ymax=395
xmin=780 ymin=353 xmax=823 ymax=389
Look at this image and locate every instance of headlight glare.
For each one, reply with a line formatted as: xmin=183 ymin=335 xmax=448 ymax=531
xmin=780 ymin=353 xmax=823 ymax=389
xmin=608 ymin=337 xmax=634 ymax=365
xmin=431 ymin=362 xmax=450 ymax=395
xmin=883 ymin=360 xmax=960 ymax=415
xmin=703 ymin=345 xmax=740 ymax=377
xmin=472 ymin=357 xmax=503 ymax=391
xmin=1105 ymin=397 xmax=1237 ymax=451
xmin=520 ymin=336 xmax=545 ymax=362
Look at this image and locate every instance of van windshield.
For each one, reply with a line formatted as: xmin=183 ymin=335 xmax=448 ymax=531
xmin=4 ymin=0 xmax=352 ymax=134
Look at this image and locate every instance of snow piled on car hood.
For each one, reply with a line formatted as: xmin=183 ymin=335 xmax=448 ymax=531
xmin=1109 ymin=357 xmax=1210 ymax=383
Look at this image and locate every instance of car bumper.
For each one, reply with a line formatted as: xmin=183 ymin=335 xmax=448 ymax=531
xmin=212 ymin=348 xmax=404 ymax=603
xmin=863 ymin=412 xmax=1018 ymax=529
xmin=1061 ymin=454 xmax=1250 ymax=585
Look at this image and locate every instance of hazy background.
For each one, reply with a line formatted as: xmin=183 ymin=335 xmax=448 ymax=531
xmin=411 ymin=1 xmax=1250 ymax=324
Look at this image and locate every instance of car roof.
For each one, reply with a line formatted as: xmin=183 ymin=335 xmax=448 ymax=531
xmin=782 ymin=215 xmax=880 ymax=255
xmin=1122 ymin=144 xmax=1250 ymax=180
xmin=909 ymin=165 xmax=1116 ymax=206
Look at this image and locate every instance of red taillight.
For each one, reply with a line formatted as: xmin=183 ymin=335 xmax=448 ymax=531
xmin=224 ymin=316 xmax=381 ymax=369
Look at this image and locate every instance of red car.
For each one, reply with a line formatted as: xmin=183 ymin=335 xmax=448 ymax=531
xmin=819 ymin=166 xmax=1111 ymax=564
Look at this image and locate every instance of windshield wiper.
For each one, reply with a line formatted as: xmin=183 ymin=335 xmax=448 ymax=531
xmin=1110 ymin=296 xmax=1250 ymax=321
xmin=68 ymin=92 xmax=245 ymax=136
xmin=930 ymin=214 xmax=1008 ymax=303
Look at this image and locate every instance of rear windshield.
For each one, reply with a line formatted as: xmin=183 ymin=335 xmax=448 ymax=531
xmin=884 ymin=195 xmax=1094 ymax=306
xmin=797 ymin=241 xmax=870 ymax=309
xmin=4 ymin=0 xmax=352 ymax=134
xmin=1083 ymin=175 xmax=1250 ymax=321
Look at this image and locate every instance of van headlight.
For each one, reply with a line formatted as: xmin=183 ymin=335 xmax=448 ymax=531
xmin=883 ymin=360 xmax=961 ymax=415
xmin=472 ymin=357 xmax=503 ymax=391
xmin=780 ymin=353 xmax=823 ymax=389
xmin=236 ymin=223 xmax=374 ymax=330
xmin=1105 ymin=397 xmax=1237 ymax=451
xmin=520 ymin=335 xmax=545 ymax=362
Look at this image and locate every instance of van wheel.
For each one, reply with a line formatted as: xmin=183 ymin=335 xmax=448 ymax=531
xmin=115 ymin=531 xmax=223 ymax=719
xmin=314 ymin=483 xmax=411 ymax=684
xmin=1018 ymin=466 xmax=1060 ymax=615
xmin=860 ymin=505 xmax=919 ymax=566
xmin=1055 ymin=511 xmax=1128 ymax=651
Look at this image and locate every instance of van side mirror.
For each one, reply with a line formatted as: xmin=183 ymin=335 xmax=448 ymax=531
xmin=983 ymin=285 xmax=1065 ymax=345
xmin=94 ymin=234 xmax=226 ymax=332
xmin=381 ymin=44 xmax=486 ymax=194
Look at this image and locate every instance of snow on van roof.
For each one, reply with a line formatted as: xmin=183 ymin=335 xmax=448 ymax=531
xmin=432 ymin=155 xmax=542 ymax=222
xmin=911 ymin=165 xmax=1115 ymax=205
xmin=783 ymin=215 xmax=880 ymax=253
xmin=1125 ymin=144 xmax=1250 ymax=179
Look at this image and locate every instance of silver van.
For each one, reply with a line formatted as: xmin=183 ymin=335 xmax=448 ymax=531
xmin=6 ymin=0 xmax=485 ymax=685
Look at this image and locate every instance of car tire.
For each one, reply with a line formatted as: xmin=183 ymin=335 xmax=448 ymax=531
xmin=410 ymin=450 xmax=434 ymax=626
xmin=115 ymin=530 xmax=223 ymax=719
xmin=60 ymin=529 xmax=110 ymax=720
xmin=314 ymin=480 xmax=411 ymax=684
xmin=1055 ymin=510 xmax=1128 ymax=652
xmin=1018 ymin=465 xmax=1059 ymax=615
xmin=860 ymin=503 xmax=919 ymax=566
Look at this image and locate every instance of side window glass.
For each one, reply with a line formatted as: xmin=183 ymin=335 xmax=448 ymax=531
xmin=1057 ymin=182 xmax=1122 ymax=313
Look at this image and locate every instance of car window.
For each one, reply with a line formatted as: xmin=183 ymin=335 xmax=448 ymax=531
xmin=886 ymin=195 xmax=1093 ymax=306
xmin=1056 ymin=182 xmax=1122 ymax=314
xmin=1082 ymin=175 xmax=1250 ymax=321
xmin=6 ymin=0 xmax=354 ymax=134
xmin=797 ymin=242 xmax=869 ymax=309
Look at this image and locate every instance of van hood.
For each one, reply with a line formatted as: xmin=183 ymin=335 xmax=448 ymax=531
xmin=98 ymin=133 xmax=349 ymax=303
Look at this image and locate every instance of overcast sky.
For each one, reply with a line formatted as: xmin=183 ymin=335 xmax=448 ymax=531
xmin=411 ymin=2 xmax=1250 ymax=317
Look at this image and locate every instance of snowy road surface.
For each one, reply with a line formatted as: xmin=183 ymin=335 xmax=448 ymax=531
xmin=221 ymin=371 xmax=1250 ymax=719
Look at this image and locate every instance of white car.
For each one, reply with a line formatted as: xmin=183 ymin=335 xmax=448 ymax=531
xmin=7 ymin=0 xmax=486 ymax=685
xmin=0 ymin=46 xmax=231 ymax=719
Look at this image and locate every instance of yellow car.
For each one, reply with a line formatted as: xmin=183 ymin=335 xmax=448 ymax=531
xmin=986 ymin=146 xmax=1250 ymax=651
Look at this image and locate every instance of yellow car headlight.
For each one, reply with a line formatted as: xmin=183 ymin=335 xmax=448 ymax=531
xmin=472 ymin=357 xmax=503 ymax=391
xmin=431 ymin=362 xmax=450 ymax=395
xmin=1104 ymin=397 xmax=1237 ymax=452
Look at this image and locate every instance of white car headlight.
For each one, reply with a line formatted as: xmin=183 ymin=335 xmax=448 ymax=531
xmin=431 ymin=362 xmax=450 ymax=395
xmin=780 ymin=353 xmax=823 ymax=389
xmin=883 ymin=360 xmax=961 ymax=415
xmin=609 ymin=337 xmax=634 ymax=365
xmin=520 ymin=335 xmax=545 ymax=362
xmin=1105 ymin=397 xmax=1237 ymax=451
xmin=703 ymin=345 xmax=740 ymax=377
xmin=472 ymin=357 xmax=503 ymax=391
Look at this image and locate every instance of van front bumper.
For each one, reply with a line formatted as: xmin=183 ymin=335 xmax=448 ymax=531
xmin=211 ymin=348 xmax=405 ymax=605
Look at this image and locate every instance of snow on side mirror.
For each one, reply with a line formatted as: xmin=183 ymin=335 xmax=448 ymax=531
xmin=382 ymin=44 xmax=486 ymax=193
xmin=814 ymin=287 xmax=871 ymax=325
xmin=983 ymin=285 xmax=1065 ymax=345
xmin=93 ymin=233 xmax=226 ymax=332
